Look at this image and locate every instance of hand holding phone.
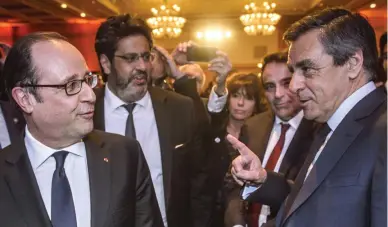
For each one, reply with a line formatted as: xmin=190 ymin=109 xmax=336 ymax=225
xmin=187 ymin=46 xmax=218 ymax=62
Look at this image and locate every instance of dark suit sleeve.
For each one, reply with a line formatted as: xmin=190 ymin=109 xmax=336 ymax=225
xmin=371 ymin=136 xmax=387 ymax=227
xmin=246 ymin=171 xmax=293 ymax=209
xmin=134 ymin=142 xmax=164 ymax=227
xmin=174 ymin=76 xmax=210 ymax=130
xmin=224 ymin=187 xmax=246 ymax=227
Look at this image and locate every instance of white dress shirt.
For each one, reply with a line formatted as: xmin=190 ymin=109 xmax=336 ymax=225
xmin=305 ymin=81 xmax=376 ymax=179
xmin=0 ymin=107 xmax=11 ymax=149
xmin=25 ymin=127 xmax=91 ymax=227
xmin=207 ymin=86 xmax=228 ymax=113
xmin=104 ymin=85 xmax=167 ymax=226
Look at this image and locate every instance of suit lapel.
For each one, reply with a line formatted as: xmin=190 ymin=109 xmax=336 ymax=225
xmin=93 ymin=87 xmax=106 ymax=131
xmin=148 ymin=87 xmax=173 ymax=209
xmin=4 ymin=138 xmax=52 ymax=226
xmin=247 ymin=111 xmax=274 ymax=161
xmin=284 ymin=88 xmax=387 ymax=222
xmin=84 ymin=131 xmax=111 ymax=227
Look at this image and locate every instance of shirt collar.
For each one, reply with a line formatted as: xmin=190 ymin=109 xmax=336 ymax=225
xmin=104 ymin=83 xmax=150 ymax=113
xmin=25 ymin=126 xmax=85 ymax=170
xmin=275 ymin=110 xmax=304 ymax=130
xmin=327 ymin=81 xmax=376 ymax=131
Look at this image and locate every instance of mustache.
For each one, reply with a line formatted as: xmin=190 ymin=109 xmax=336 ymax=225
xmin=116 ymin=70 xmax=148 ymax=88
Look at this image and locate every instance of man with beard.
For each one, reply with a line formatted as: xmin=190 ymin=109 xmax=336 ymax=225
xmin=93 ymin=14 xmax=214 ymax=227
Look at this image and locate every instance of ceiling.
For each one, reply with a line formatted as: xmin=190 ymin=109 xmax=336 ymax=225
xmin=0 ymin=0 xmax=385 ymax=24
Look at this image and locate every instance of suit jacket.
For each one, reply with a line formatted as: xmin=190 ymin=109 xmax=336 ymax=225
xmin=225 ymin=111 xmax=316 ymax=227
xmin=247 ymin=87 xmax=387 ymax=227
xmin=0 ymin=101 xmax=25 ymax=146
xmin=0 ymin=130 xmax=163 ymax=227
xmin=94 ymin=86 xmax=207 ymax=227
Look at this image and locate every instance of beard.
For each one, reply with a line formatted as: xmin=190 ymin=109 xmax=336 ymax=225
xmin=110 ymin=68 xmax=150 ymax=103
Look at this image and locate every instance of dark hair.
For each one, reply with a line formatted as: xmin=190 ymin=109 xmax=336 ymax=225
xmin=3 ymin=32 xmax=67 ymax=104
xmin=226 ymin=73 xmax=267 ymax=115
xmin=260 ymin=52 xmax=289 ymax=85
xmin=95 ymin=14 xmax=153 ymax=76
xmin=379 ymin=32 xmax=387 ymax=56
xmin=283 ymin=7 xmax=379 ymax=80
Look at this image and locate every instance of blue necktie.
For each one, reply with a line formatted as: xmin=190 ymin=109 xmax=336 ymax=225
xmin=51 ymin=151 xmax=77 ymax=227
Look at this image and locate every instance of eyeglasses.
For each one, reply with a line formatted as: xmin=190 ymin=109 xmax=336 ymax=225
xmin=20 ymin=72 xmax=98 ymax=96
xmin=114 ymin=52 xmax=154 ymax=64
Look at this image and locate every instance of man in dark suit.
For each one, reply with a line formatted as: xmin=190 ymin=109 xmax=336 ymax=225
xmin=208 ymin=52 xmax=316 ymax=227
xmin=93 ymin=14 xmax=211 ymax=227
xmin=0 ymin=32 xmax=162 ymax=227
xmin=0 ymin=100 xmax=25 ymax=148
xmin=230 ymin=8 xmax=386 ymax=227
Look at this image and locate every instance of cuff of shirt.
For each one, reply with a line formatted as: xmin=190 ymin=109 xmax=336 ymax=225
xmin=207 ymin=85 xmax=228 ymax=113
xmin=242 ymin=185 xmax=260 ymax=200
xmin=233 ymin=225 xmax=246 ymax=227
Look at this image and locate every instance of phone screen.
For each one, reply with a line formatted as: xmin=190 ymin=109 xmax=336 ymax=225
xmin=187 ymin=46 xmax=217 ymax=62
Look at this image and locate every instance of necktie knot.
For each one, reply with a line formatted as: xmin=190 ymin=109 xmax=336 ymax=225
xmin=52 ymin=151 xmax=69 ymax=171
xmin=280 ymin=123 xmax=291 ymax=134
xmin=123 ymin=103 xmax=137 ymax=113
xmin=318 ymin=123 xmax=331 ymax=138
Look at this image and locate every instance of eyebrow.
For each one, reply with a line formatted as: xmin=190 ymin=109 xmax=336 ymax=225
xmin=294 ymin=59 xmax=318 ymax=69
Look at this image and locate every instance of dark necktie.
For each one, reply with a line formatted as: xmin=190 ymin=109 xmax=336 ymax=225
xmin=51 ymin=151 xmax=77 ymax=227
xmin=123 ymin=103 xmax=137 ymax=139
xmin=249 ymin=123 xmax=290 ymax=227
xmin=282 ymin=123 xmax=331 ymax=219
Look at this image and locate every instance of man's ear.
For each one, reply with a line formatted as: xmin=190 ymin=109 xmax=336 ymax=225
xmin=346 ymin=49 xmax=363 ymax=80
xmin=99 ymin=54 xmax=112 ymax=75
xmin=11 ymin=87 xmax=36 ymax=114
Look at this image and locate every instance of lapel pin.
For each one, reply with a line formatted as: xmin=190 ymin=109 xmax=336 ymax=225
xmin=103 ymin=158 xmax=109 ymax=163
xmin=13 ymin=118 xmax=18 ymax=124
xmin=214 ymin=137 xmax=221 ymax=143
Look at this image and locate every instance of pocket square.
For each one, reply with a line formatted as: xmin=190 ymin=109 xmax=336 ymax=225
xmin=174 ymin=143 xmax=185 ymax=149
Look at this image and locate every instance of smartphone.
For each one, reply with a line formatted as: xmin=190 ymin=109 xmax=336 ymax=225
xmin=187 ymin=46 xmax=217 ymax=62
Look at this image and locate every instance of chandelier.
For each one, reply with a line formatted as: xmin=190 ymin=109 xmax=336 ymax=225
xmin=146 ymin=2 xmax=186 ymax=39
xmin=240 ymin=2 xmax=281 ymax=36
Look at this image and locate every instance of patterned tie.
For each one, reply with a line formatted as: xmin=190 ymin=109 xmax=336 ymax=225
xmin=282 ymin=123 xmax=331 ymax=219
xmin=248 ymin=123 xmax=290 ymax=227
xmin=51 ymin=151 xmax=77 ymax=227
xmin=123 ymin=103 xmax=137 ymax=139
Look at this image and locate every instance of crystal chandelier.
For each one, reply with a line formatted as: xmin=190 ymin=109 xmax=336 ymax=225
xmin=240 ymin=2 xmax=281 ymax=36
xmin=146 ymin=2 xmax=186 ymax=39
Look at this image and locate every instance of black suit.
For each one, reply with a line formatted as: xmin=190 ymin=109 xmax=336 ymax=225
xmin=0 ymin=101 xmax=25 ymax=146
xmin=94 ymin=85 xmax=207 ymax=227
xmin=0 ymin=130 xmax=163 ymax=227
xmin=246 ymin=87 xmax=387 ymax=227
xmin=225 ymin=111 xmax=316 ymax=227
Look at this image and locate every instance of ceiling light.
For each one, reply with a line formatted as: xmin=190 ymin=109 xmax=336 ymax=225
xmin=61 ymin=3 xmax=67 ymax=9
xmin=257 ymin=63 xmax=263 ymax=68
xmin=146 ymin=3 xmax=186 ymax=39
xmin=195 ymin=29 xmax=232 ymax=41
xmin=370 ymin=3 xmax=376 ymax=8
xmin=240 ymin=2 xmax=281 ymax=36
xmin=80 ymin=12 xmax=86 ymax=17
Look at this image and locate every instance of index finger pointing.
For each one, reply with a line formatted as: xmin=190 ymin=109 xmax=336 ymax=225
xmin=226 ymin=134 xmax=251 ymax=156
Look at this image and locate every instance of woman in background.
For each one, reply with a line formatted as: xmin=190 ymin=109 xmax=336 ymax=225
xmin=205 ymin=73 xmax=267 ymax=227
